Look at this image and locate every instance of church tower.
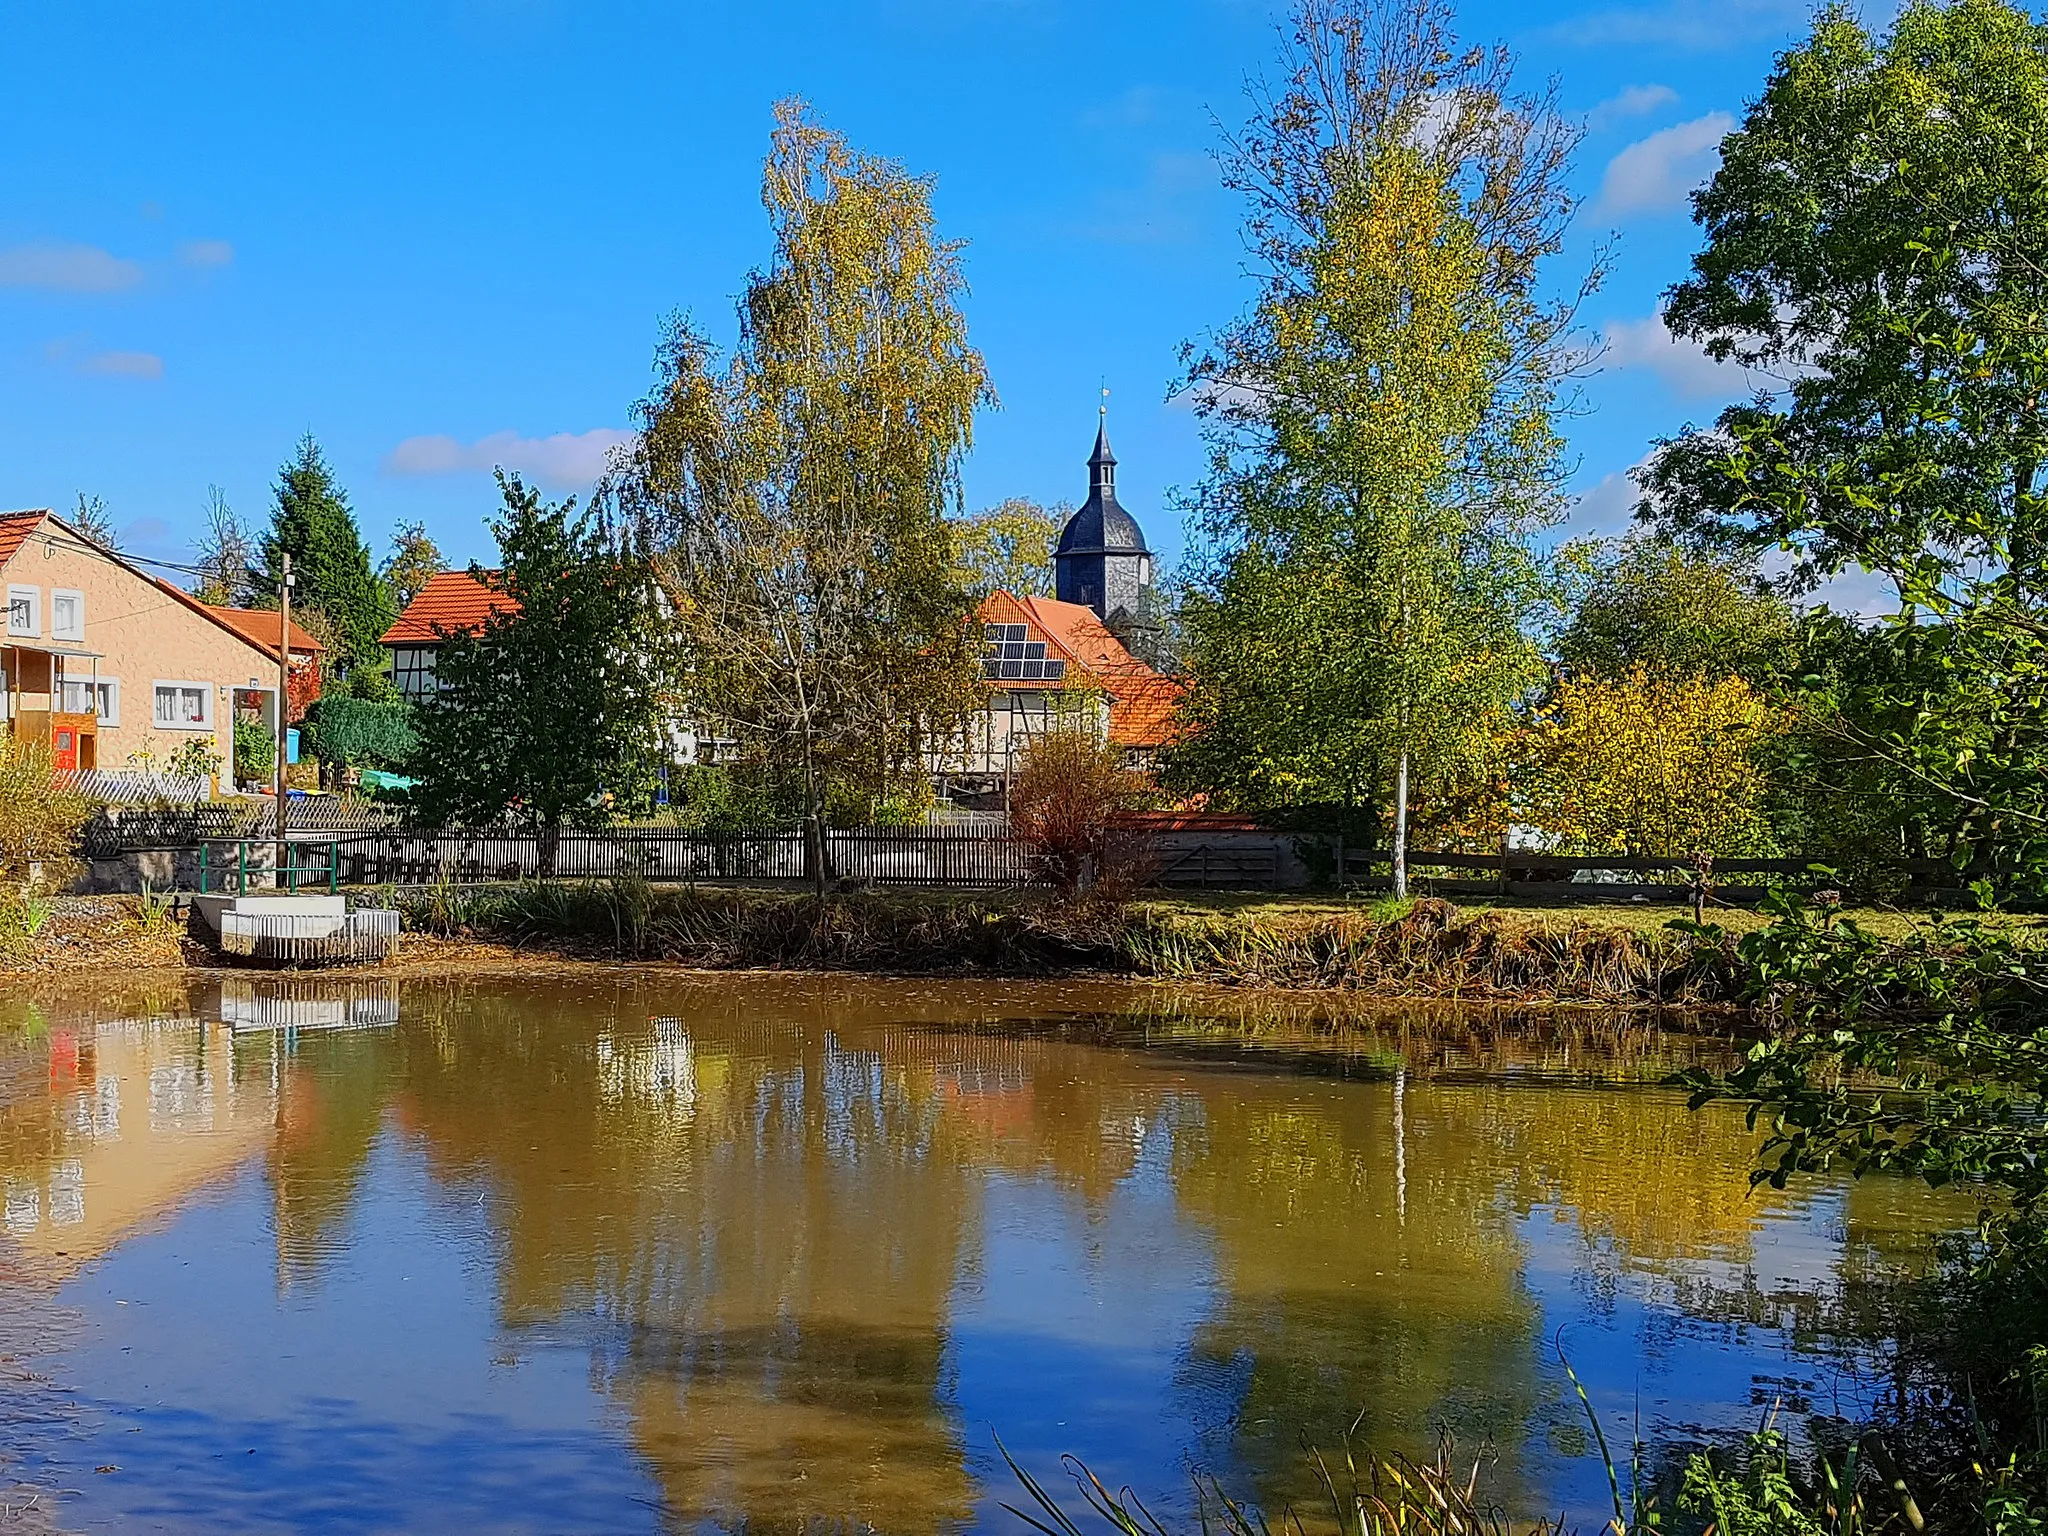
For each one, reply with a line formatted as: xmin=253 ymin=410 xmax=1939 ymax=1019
xmin=1054 ymin=414 xmax=1153 ymax=624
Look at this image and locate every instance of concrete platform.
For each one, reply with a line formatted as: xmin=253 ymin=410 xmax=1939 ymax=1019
xmin=191 ymin=893 xmax=347 ymax=938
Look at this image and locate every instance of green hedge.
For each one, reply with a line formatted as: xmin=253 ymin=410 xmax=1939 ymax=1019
xmin=303 ymin=697 xmax=417 ymax=768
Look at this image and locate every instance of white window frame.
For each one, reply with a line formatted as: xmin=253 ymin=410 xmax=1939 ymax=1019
xmin=152 ymin=679 xmax=215 ymax=731
xmin=56 ymin=676 xmax=115 ymax=721
xmin=49 ymin=588 xmax=84 ymax=642
xmin=6 ymin=585 xmax=38 ymax=639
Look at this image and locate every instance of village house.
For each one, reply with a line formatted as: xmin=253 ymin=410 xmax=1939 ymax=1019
xmin=380 ymin=567 xmax=718 ymax=772
xmin=0 ymin=509 xmax=322 ymax=781
xmin=378 ymin=420 xmax=1179 ymax=809
xmin=930 ymin=420 xmax=1181 ymax=804
xmin=380 ymin=568 xmax=517 ymax=704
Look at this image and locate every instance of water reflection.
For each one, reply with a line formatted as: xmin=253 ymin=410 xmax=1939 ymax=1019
xmin=0 ymin=976 xmax=1975 ymax=1535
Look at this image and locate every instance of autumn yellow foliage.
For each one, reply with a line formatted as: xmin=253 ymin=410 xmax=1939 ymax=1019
xmin=1521 ymin=667 xmax=1783 ymax=858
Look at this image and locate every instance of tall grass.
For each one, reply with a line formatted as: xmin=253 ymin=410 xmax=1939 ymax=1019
xmin=392 ymin=882 xmax=1741 ymax=1003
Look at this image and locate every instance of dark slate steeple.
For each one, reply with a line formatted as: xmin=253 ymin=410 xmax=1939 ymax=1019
xmin=1056 ymin=409 xmax=1153 ymax=623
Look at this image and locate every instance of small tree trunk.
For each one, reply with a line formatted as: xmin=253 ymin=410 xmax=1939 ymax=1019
xmin=804 ymin=809 xmax=827 ymax=898
xmin=537 ymin=817 xmax=561 ymax=879
xmin=1392 ymin=749 xmax=1410 ymax=902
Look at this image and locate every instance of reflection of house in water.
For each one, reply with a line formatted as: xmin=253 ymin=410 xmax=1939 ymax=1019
xmin=0 ymin=1016 xmax=275 ymax=1282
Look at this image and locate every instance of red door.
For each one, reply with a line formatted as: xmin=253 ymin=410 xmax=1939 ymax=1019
xmin=53 ymin=727 xmax=77 ymax=772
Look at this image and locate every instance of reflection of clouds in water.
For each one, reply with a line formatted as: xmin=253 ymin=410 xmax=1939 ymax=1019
xmin=597 ymin=1021 xmax=697 ymax=1115
xmin=0 ymin=976 xmax=1979 ymax=1535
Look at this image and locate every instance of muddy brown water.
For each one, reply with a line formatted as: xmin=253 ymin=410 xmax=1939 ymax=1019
xmin=0 ymin=973 xmax=1973 ymax=1534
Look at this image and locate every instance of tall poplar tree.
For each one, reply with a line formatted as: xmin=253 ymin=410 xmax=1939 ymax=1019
xmin=613 ymin=99 xmax=989 ymax=890
xmin=1167 ymin=0 xmax=1595 ymax=894
xmin=252 ymin=435 xmax=397 ymax=677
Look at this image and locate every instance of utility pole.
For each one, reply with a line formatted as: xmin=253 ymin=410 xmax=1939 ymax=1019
xmin=275 ymin=553 xmax=293 ymax=877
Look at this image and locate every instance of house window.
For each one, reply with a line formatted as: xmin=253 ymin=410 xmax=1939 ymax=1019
xmin=50 ymin=589 xmax=83 ymax=641
xmin=56 ymin=678 xmax=118 ymax=724
xmin=391 ymin=645 xmax=438 ymax=700
xmin=152 ymin=681 xmax=214 ymax=730
xmin=6 ymin=585 xmax=38 ymax=638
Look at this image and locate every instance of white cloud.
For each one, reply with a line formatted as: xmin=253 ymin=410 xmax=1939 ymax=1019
xmin=1564 ymin=461 xmax=1650 ymax=538
xmin=1544 ymin=0 xmax=1804 ymax=48
xmin=78 ymin=350 xmax=164 ymax=380
xmin=177 ymin=239 xmax=234 ymax=268
xmin=1601 ymin=310 xmax=1749 ymax=400
xmin=1596 ymin=112 xmax=1734 ymax=216
xmin=1167 ymin=376 xmax=1264 ymax=415
xmin=0 ymin=241 xmax=144 ymax=293
xmin=384 ymin=428 xmax=635 ymax=489
xmin=1588 ymin=84 xmax=1679 ymax=130
xmin=1797 ymin=564 xmax=1899 ymax=618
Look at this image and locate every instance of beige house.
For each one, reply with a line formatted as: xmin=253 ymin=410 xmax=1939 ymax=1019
xmin=0 ymin=508 xmax=322 ymax=781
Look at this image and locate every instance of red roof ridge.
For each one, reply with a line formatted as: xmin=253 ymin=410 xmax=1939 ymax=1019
xmin=203 ymin=604 xmax=326 ymax=654
xmin=381 ymin=568 xmax=518 ymax=645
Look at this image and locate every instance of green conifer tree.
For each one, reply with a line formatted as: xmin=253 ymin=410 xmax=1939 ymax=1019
xmin=251 ymin=435 xmax=397 ymax=677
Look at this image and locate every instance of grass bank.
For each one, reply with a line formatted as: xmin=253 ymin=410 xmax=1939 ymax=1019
xmin=383 ymin=880 xmax=1860 ymax=1004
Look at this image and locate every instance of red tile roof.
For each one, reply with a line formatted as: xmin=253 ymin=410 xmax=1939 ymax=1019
xmin=1106 ymin=672 xmax=1185 ymax=748
xmin=203 ymin=605 xmax=325 ymax=655
xmin=977 ymin=591 xmax=1183 ymax=749
xmin=0 ymin=510 xmax=49 ymax=570
xmin=380 ymin=570 xmax=518 ymax=644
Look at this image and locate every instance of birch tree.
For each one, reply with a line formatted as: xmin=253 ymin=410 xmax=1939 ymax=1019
xmin=1170 ymin=0 xmax=1595 ymax=894
xmin=613 ymin=100 xmax=989 ymax=890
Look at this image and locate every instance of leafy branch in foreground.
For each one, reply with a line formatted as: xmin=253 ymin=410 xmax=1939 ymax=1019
xmin=1673 ymin=893 xmax=2048 ymax=1215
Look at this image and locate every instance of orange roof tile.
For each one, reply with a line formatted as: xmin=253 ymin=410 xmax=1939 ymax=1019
xmin=1107 ymin=672 xmax=1185 ymax=749
xmin=0 ymin=510 xmax=49 ymax=570
xmin=381 ymin=570 xmax=518 ymax=644
xmin=976 ymin=590 xmax=1182 ymax=749
xmin=202 ymin=605 xmax=325 ymax=655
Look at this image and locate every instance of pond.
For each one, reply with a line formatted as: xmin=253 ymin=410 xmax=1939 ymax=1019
xmin=0 ymin=973 xmax=1973 ymax=1535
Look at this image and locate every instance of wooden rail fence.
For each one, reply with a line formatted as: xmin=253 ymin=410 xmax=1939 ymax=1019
xmin=1340 ymin=847 xmax=1960 ymax=902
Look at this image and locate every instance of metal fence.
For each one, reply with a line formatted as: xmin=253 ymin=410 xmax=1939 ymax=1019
xmin=333 ymin=823 xmax=1028 ymax=889
xmin=218 ymin=908 xmax=401 ymax=966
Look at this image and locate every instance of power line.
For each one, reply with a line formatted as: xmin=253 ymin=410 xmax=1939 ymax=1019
xmin=27 ymin=527 xmax=217 ymax=581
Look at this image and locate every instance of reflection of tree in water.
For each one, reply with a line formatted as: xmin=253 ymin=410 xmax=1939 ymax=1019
xmin=125 ymin=970 xmax=1961 ymax=1536
xmin=389 ymin=980 xmax=980 ymax=1535
xmin=1166 ymin=1074 xmax=1546 ymax=1522
xmin=245 ymin=1028 xmax=399 ymax=1294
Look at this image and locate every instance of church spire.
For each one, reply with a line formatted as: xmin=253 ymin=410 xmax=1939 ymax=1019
xmin=1089 ymin=388 xmax=1116 ymax=495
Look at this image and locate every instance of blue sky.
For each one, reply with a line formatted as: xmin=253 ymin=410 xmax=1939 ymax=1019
xmin=0 ymin=0 xmax=1830 ymax=582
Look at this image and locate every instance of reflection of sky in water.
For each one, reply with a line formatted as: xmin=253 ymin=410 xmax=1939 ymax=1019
xmin=34 ymin=1145 xmax=665 ymax=1534
xmin=0 ymin=979 xmax=1974 ymax=1534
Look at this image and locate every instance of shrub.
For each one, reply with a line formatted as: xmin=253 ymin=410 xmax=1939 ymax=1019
xmin=0 ymin=735 xmax=92 ymax=917
xmin=1009 ymin=731 xmax=1153 ymax=901
xmin=303 ymin=697 xmax=416 ymax=771
xmin=233 ymin=715 xmax=275 ymax=784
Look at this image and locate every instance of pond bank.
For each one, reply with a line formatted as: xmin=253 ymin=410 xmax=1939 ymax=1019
xmin=0 ymin=887 xmax=1772 ymax=1005
xmin=395 ymin=884 xmax=1740 ymax=1006
xmin=14 ymin=885 xmax=2019 ymax=1008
